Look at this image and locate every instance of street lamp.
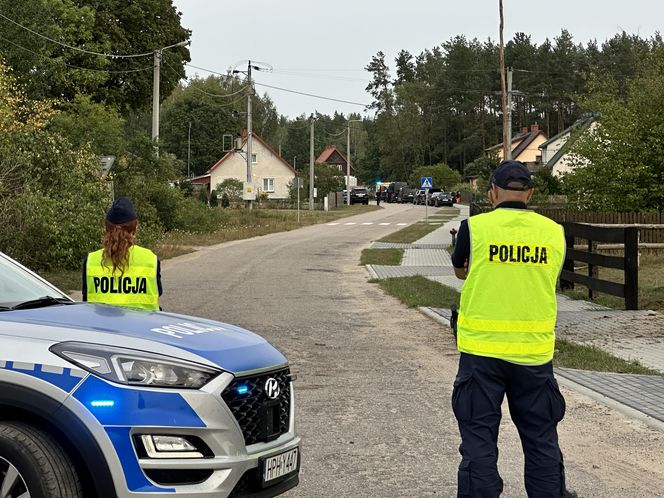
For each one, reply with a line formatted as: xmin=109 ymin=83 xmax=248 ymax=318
xmin=152 ymin=40 xmax=190 ymax=157
xmin=347 ymin=119 xmax=362 ymax=204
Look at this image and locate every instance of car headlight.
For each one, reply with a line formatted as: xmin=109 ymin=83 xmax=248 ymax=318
xmin=50 ymin=342 xmax=220 ymax=389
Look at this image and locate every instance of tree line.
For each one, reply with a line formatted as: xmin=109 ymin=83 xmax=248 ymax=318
xmin=360 ymin=30 xmax=664 ymax=189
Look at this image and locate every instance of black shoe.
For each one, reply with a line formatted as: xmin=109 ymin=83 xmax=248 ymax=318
xmin=564 ymin=490 xmax=579 ymax=498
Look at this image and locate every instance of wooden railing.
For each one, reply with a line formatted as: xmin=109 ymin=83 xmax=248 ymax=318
xmin=559 ymin=223 xmax=639 ymax=310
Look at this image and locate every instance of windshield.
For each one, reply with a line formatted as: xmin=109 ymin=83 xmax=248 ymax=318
xmin=0 ymin=253 xmax=68 ymax=308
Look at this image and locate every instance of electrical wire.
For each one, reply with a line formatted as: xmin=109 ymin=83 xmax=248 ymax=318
xmin=164 ymin=58 xmax=247 ymax=98
xmin=0 ymin=34 xmax=153 ymax=73
xmin=185 ymin=62 xmax=369 ymax=107
xmin=0 ymin=11 xmax=187 ymax=59
xmin=254 ymin=81 xmax=368 ymax=107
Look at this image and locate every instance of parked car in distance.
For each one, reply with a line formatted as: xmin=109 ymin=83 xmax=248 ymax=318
xmin=386 ymin=182 xmax=408 ymax=203
xmin=422 ymin=188 xmax=442 ymax=205
xmin=435 ymin=191 xmax=456 ymax=206
xmin=350 ymin=187 xmax=369 ymax=205
xmin=397 ymin=187 xmax=417 ymax=203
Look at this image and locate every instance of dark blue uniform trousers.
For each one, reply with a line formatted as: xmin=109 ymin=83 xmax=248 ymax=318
xmin=452 ymin=352 xmax=566 ymax=498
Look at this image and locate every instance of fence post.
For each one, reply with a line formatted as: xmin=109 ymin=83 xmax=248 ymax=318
xmin=624 ymin=227 xmax=639 ymax=310
xmin=560 ymin=223 xmax=575 ymax=290
xmin=587 ymin=238 xmax=594 ymax=300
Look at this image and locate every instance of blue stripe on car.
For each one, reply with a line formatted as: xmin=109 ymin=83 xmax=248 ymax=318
xmin=105 ymin=427 xmax=175 ymax=493
xmin=1 ymin=305 xmax=287 ymax=373
xmin=0 ymin=361 xmax=83 ymax=392
xmin=72 ymin=375 xmax=206 ymax=428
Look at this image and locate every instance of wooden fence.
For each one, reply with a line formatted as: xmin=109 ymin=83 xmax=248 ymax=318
xmin=560 ymin=223 xmax=639 ymax=310
xmin=536 ymin=210 xmax=664 ymax=243
xmin=469 ymin=203 xmax=664 ymax=243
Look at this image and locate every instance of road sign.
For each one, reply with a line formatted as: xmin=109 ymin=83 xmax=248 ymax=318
xmin=420 ymin=177 xmax=433 ymax=189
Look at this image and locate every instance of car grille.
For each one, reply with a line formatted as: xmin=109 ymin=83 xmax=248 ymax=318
xmin=221 ymin=368 xmax=291 ymax=446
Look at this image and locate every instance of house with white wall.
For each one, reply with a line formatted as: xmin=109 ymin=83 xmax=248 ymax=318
xmin=192 ymin=133 xmax=297 ymax=200
xmin=538 ymin=115 xmax=598 ymax=176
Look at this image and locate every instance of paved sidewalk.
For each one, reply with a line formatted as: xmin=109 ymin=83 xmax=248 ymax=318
xmin=366 ymin=204 xmax=664 ymax=428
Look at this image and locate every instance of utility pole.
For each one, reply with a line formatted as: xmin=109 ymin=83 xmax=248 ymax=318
xmin=499 ymin=0 xmax=510 ymax=161
xmin=187 ymin=122 xmax=191 ymax=177
xmin=152 ymin=49 xmax=162 ymax=157
xmin=346 ymin=119 xmax=361 ymax=204
xmin=346 ymin=125 xmax=351 ymax=204
xmin=246 ymin=61 xmax=254 ymax=210
xmin=506 ymin=67 xmax=513 ymax=160
xmin=151 ymin=40 xmax=189 ymax=158
xmin=309 ymin=114 xmax=315 ymax=210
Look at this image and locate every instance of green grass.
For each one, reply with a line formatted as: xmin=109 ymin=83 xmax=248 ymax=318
xmin=360 ymin=249 xmax=403 ymax=266
xmin=161 ymin=205 xmax=379 ymax=252
xmin=372 ymin=276 xmax=460 ymax=308
xmin=368 ymin=275 xmax=661 ymax=376
xmin=39 ymin=270 xmax=81 ymax=293
xmin=378 ymin=207 xmax=459 ymax=243
xmin=378 ymin=222 xmax=442 ymax=243
xmin=554 ymin=339 xmax=661 ymax=375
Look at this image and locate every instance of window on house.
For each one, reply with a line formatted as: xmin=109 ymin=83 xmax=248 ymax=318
xmin=251 ymin=153 xmax=257 ymax=164
xmin=263 ymin=178 xmax=275 ymax=192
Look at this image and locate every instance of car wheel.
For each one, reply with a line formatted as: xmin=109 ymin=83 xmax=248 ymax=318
xmin=0 ymin=422 xmax=82 ymax=498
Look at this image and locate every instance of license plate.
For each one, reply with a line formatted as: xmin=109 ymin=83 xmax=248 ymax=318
xmin=261 ymin=447 xmax=299 ymax=485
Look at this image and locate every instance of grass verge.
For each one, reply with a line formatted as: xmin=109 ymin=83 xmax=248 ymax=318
xmin=379 ymin=208 xmax=459 ymax=243
xmin=369 ymin=276 xmax=660 ymax=375
xmin=40 ymin=270 xmax=81 ymax=293
xmin=561 ymin=253 xmax=664 ymax=312
xmin=554 ymin=339 xmax=660 ymax=375
xmin=378 ymin=222 xmax=442 ymax=243
xmin=161 ymin=205 xmax=379 ymax=252
xmin=372 ymin=276 xmax=460 ymax=308
xmin=361 ymin=249 xmax=403 ymax=266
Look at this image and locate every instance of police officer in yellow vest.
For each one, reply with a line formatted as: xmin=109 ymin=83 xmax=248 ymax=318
xmin=451 ymin=161 xmax=575 ymax=498
xmin=82 ymin=197 xmax=161 ymax=310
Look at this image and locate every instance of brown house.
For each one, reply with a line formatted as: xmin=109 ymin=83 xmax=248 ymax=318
xmin=486 ymin=124 xmax=547 ymax=171
xmin=315 ymin=146 xmax=355 ymax=175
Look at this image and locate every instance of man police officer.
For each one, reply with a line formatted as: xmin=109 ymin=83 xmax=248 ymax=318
xmin=451 ymin=160 xmax=575 ymax=498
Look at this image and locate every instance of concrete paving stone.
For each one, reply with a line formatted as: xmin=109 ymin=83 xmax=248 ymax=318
xmin=402 ymin=249 xmax=453 ymax=267
xmin=555 ymin=368 xmax=664 ymax=422
xmin=368 ymin=265 xmax=456 ymax=279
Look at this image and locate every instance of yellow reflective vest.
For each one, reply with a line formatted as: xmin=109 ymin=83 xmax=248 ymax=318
xmin=85 ymin=245 xmax=159 ymax=311
xmin=457 ymin=208 xmax=565 ymax=364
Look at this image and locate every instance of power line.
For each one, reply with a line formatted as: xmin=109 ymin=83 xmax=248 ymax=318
xmin=0 ymin=11 xmax=186 ymax=59
xmin=0 ymin=34 xmax=153 ymax=73
xmin=164 ymin=58 xmax=247 ymax=98
xmin=185 ymin=62 xmax=369 ymax=107
xmin=254 ymin=81 xmax=368 ymax=107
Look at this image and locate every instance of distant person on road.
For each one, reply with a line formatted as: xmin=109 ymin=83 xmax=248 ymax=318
xmin=376 ymin=187 xmax=381 ymax=206
xmin=82 ymin=197 xmax=162 ymax=310
xmin=450 ymin=160 xmax=575 ymax=498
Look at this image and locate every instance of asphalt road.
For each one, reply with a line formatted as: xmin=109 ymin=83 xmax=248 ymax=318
xmin=161 ymin=203 xmax=664 ymax=498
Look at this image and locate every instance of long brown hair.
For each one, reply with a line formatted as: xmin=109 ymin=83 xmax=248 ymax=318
xmin=102 ymin=219 xmax=138 ymax=274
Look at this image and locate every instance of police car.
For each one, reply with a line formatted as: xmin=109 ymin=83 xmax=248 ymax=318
xmin=0 ymin=251 xmax=300 ymax=497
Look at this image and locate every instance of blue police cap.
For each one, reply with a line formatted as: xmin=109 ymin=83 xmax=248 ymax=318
xmin=490 ymin=160 xmax=533 ymax=191
xmin=106 ymin=197 xmax=137 ymax=225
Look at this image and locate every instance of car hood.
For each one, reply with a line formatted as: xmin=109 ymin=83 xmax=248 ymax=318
xmin=0 ymin=304 xmax=287 ymax=374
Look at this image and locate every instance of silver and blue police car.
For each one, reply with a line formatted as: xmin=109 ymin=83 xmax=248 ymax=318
xmin=0 ymin=251 xmax=300 ymax=497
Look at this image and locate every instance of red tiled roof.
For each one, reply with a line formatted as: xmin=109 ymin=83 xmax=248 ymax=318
xmin=315 ymin=146 xmax=347 ymax=165
xmin=206 ymin=133 xmax=297 ymax=174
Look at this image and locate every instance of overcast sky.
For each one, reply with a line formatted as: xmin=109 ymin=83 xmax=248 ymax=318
xmin=171 ymin=0 xmax=661 ymax=118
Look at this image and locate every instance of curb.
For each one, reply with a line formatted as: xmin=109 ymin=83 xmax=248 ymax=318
xmin=555 ymin=374 xmax=664 ymax=433
xmin=418 ymin=307 xmax=664 ymax=433
xmin=365 ymin=265 xmax=379 ymax=280
xmin=419 ymin=306 xmax=450 ymax=327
